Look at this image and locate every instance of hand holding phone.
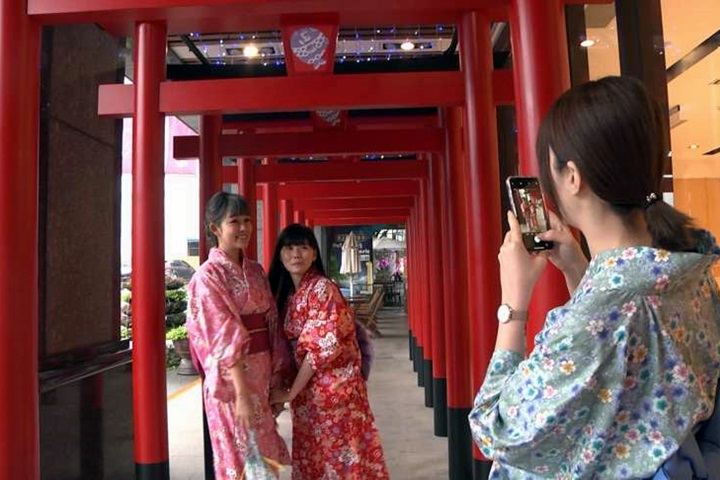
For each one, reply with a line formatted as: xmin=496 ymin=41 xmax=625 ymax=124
xmin=505 ymin=176 xmax=553 ymax=251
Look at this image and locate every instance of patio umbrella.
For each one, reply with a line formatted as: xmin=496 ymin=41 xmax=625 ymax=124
xmin=340 ymin=231 xmax=360 ymax=296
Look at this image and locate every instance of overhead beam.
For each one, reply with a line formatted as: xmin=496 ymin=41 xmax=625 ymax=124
xmin=29 ymin=0 xmax=508 ymax=34
xmin=276 ymin=180 xmax=419 ymax=199
xmin=259 ymin=160 xmax=428 ymax=183
xmin=174 ymin=129 xmax=443 ymax=159
xmin=306 ymin=207 xmax=411 ymax=218
xmin=99 ymin=72 xmax=465 ymax=117
xmin=294 ymin=197 xmax=415 ymax=210
xmin=222 ymin=114 xmax=439 ymax=133
xmin=312 ymin=216 xmax=407 ymax=226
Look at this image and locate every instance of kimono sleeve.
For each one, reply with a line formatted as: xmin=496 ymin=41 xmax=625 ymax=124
xmin=189 ymin=270 xmax=250 ymax=370
xmin=468 ymin=291 xmax=645 ymax=472
xmin=297 ymin=278 xmax=354 ymax=371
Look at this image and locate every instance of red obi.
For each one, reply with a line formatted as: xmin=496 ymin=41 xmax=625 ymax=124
xmin=241 ymin=312 xmax=270 ymax=354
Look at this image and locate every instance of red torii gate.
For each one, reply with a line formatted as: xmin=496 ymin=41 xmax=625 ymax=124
xmin=0 ymin=0 xmax=616 ymax=478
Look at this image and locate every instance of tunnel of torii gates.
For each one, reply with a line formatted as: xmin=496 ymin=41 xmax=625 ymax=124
xmin=0 ymin=0 xmax=616 ymax=478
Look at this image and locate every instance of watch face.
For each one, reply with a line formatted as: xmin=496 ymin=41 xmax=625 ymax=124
xmin=497 ymin=304 xmax=511 ymax=323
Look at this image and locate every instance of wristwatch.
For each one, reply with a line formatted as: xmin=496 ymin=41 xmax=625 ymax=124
xmin=497 ymin=304 xmax=528 ymax=324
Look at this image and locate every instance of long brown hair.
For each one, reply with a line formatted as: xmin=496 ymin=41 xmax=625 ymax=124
xmin=536 ymin=76 xmax=694 ymax=252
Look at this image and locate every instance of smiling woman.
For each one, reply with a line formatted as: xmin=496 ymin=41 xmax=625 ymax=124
xmin=184 ymin=191 xmax=294 ymax=479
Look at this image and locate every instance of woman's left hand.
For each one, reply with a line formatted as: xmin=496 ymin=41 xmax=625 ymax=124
xmin=499 ymin=210 xmax=548 ymax=311
xmin=269 ymin=388 xmax=290 ymax=405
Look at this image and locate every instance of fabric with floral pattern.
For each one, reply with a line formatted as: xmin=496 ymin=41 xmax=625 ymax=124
xmin=469 ymin=232 xmax=720 ymax=479
xmin=285 ymin=269 xmax=389 ymax=480
xmin=187 ymin=247 xmax=291 ymax=479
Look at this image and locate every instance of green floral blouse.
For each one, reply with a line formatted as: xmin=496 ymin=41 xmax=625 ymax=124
xmin=469 ymin=235 xmax=720 ymax=479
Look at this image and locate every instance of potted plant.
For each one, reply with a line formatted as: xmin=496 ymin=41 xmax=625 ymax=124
xmin=166 ymin=325 xmax=197 ymax=376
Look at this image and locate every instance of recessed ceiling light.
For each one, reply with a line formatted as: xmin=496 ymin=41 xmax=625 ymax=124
xmin=400 ymin=41 xmax=415 ymax=51
xmin=580 ymin=39 xmax=596 ymax=48
xmin=689 ymin=144 xmax=700 ymax=149
xmin=243 ymin=45 xmax=259 ymax=58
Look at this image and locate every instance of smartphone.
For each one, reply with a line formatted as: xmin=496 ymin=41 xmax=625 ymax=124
xmin=505 ymin=176 xmax=553 ymax=251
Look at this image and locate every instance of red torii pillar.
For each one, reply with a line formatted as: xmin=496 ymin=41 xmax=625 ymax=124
xmin=510 ymin=0 xmax=571 ymax=344
xmin=0 ymin=2 xmax=40 ymax=478
xmin=131 ymin=21 xmax=170 ymax=480
xmin=407 ymin=210 xmax=421 ymax=379
xmin=260 ymin=161 xmax=279 ymax=270
xmin=419 ymin=179 xmax=434 ymax=407
xmin=428 ymin=153 xmax=448 ymax=437
xmin=442 ymin=106 xmax=473 ymax=479
xmin=280 ymin=199 xmax=294 ymax=230
xmin=460 ymin=12 xmax=503 ymax=478
xmin=293 ymin=209 xmax=305 ymax=225
xmin=237 ymin=158 xmax=258 ymax=259
xmin=199 ymin=115 xmax=222 ymax=263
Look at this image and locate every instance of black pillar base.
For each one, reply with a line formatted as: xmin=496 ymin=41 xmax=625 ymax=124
xmin=423 ymin=359 xmax=433 ymax=408
xmin=448 ymin=407 xmax=473 ymax=480
xmin=416 ymin=346 xmax=425 ymax=387
xmin=474 ymin=459 xmax=492 ymax=480
xmin=432 ymin=377 xmax=448 ymax=437
xmin=136 ymin=461 xmax=170 ymax=480
xmin=411 ymin=336 xmax=418 ymax=372
xmin=409 ymin=330 xmax=414 ymax=362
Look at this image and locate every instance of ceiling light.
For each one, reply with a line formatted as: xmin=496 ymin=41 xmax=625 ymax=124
xmin=689 ymin=144 xmax=700 ymax=149
xmin=400 ymin=41 xmax=415 ymax=51
xmin=243 ymin=45 xmax=259 ymax=58
xmin=580 ymin=39 xmax=596 ymax=48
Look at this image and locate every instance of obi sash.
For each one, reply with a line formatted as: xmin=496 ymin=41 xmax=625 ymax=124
xmin=241 ymin=312 xmax=270 ymax=354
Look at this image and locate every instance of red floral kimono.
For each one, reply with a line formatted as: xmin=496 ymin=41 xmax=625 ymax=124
xmin=285 ymin=269 xmax=389 ymax=480
xmin=186 ymin=248 xmax=292 ymax=479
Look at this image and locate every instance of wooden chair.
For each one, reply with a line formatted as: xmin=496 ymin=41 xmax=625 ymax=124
xmin=354 ymin=286 xmax=384 ymax=337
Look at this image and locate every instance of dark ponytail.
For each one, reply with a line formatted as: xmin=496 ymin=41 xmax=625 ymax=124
xmin=645 ymin=200 xmax=695 ymax=251
xmin=537 ymin=76 xmax=697 ymax=252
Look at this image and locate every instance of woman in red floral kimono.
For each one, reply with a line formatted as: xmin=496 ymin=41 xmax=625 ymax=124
xmin=268 ymin=224 xmax=389 ymax=480
xmin=186 ymin=192 xmax=292 ymax=479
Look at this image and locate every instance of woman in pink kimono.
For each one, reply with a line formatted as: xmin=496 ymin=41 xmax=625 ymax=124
xmin=268 ymin=224 xmax=389 ymax=480
xmin=186 ymin=192 xmax=292 ymax=479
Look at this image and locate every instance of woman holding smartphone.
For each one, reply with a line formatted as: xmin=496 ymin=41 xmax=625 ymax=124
xmin=470 ymin=76 xmax=720 ymax=478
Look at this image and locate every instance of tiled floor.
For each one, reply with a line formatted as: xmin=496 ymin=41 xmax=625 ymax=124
xmin=167 ymin=308 xmax=449 ymax=479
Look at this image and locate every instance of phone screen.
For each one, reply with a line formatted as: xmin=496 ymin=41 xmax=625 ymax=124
xmin=506 ymin=176 xmax=553 ymax=251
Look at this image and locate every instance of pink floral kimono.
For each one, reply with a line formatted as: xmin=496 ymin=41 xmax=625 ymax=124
xmin=187 ymin=247 xmax=293 ymax=479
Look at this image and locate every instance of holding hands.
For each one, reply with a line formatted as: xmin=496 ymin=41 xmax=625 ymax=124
xmin=499 ymin=210 xmax=588 ymax=312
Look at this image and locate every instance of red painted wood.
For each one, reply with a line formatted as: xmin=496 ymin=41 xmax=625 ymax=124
xmin=198 ymin=115 xmax=221 ymax=263
xmin=293 ymin=209 xmax=305 ymax=225
xmin=419 ymin=181 xmax=432 ymax=365
xmin=280 ymin=199 xmax=293 ymax=230
xmin=237 ymin=158 xmax=258 ymax=258
xmin=276 ymin=180 xmax=419 ymax=199
xmin=427 ymin=154 xmax=447 ymax=378
xmin=313 ymin=216 xmax=406 ymax=226
xmin=222 ymin=163 xmax=427 ymax=184
xmin=98 ymin=72 xmax=465 ymax=117
xmin=173 ymin=129 xmax=444 ymax=159
xmin=131 ymin=21 xmax=170 ymax=467
xmin=510 ymin=0 xmax=570 ymax=346
xmin=304 ymin=207 xmax=410 ymax=218
xmin=261 ymin=181 xmax=278 ymax=271
xmin=442 ymin=106 xmax=473 ymax=409
xmin=460 ymin=11 xmax=503 ymax=461
xmin=294 ymin=197 xmax=415 ymax=211
xmin=28 ymin=0 xmax=507 ymax=34
xmin=492 ymin=69 xmax=515 ymax=105
xmin=0 ymin=1 xmax=40 ymax=478
xmin=222 ymin=114 xmax=438 ymax=133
